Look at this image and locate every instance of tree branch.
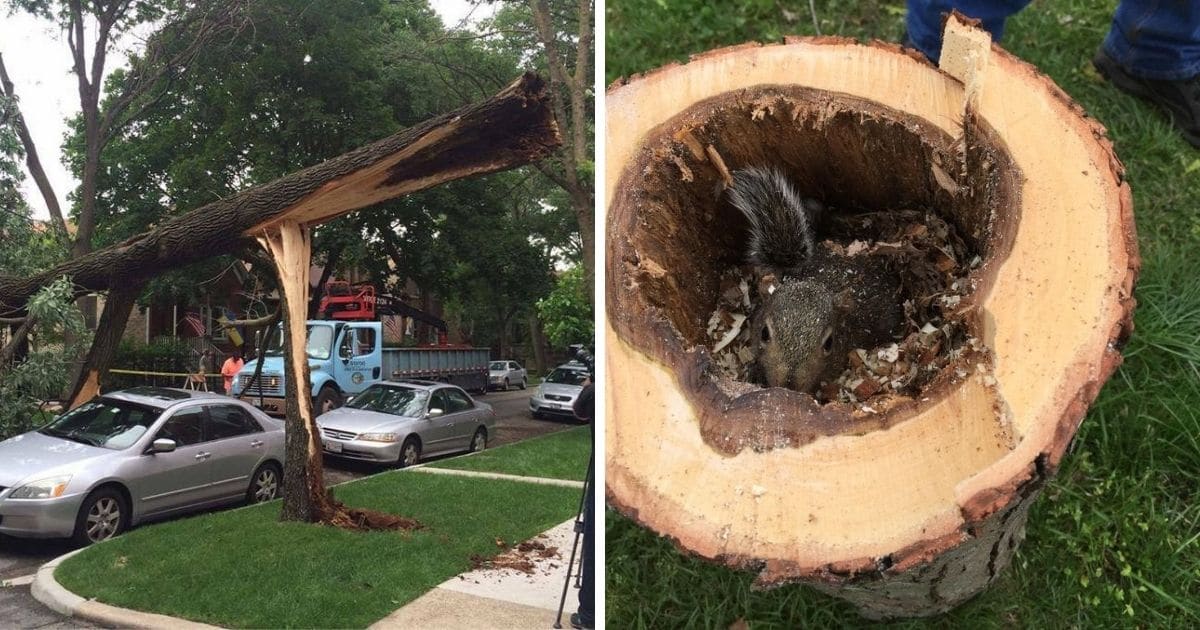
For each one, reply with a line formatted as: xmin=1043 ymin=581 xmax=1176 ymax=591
xmin=0 ymin=317 xmax=32 ymax=367
xmin=100 ymin=1 xmax=251 ymax=144
xmin=0 ymin=54 xmax=69 ymax=241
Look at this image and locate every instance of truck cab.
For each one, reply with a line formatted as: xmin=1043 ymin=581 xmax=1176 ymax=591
xmin=232 ymin=321 xmax=383 ymax=416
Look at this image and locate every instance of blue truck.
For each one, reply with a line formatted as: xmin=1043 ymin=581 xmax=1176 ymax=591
xmin=231 ymin=320 xmax=490 ymax=416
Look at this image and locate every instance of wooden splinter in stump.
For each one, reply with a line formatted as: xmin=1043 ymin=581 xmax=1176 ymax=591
xmin=605 ymin=15 xmax=1137 ymax=619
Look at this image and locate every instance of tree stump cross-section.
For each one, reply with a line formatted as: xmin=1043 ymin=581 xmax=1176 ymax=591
xmin=605 ymin=16 xmax=1137 ymax=618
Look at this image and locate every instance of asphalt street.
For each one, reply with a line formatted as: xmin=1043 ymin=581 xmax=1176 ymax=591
xmin=0 ymin=386 xmax=576 ymax=628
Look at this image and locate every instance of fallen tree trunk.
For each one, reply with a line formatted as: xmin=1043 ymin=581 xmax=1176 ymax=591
xmin=605 ymin=17 xmax=1137 ymax=618
xmin=0 ymin=72 xmax=559 ymax=311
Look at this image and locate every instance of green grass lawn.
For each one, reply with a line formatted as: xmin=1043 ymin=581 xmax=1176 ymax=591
xmin=56 ymin=473 xmax=578 ymax=628
xmin=427 ymin=425 xmax=592 ymax=480
xmin=607 ymin=0 xmax=1200 ymax=627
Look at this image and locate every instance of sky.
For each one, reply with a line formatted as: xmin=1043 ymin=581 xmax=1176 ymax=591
xmin=0 ymin=0 xmax=496 ymax=222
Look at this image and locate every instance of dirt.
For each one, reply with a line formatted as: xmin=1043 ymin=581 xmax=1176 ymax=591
xmin=470 ymin=534 xmax=561 ymax=575
xmin=322 ymin=496 xmax=424 ymax=532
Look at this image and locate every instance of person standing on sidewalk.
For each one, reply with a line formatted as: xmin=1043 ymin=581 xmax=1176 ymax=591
xmin=905 ymin=0 xmax=1200 ymax=148
xmin=220 ymin=350 xmax=244 ymax=395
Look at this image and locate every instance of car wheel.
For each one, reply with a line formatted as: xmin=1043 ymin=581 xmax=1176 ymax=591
xmin=530 ymin=410 xmax=543 ymax=420
xmin=398 ymin=437 xmax=421 ymax=468
xmin=519 ymin=377 xmax=527 ymax=390
xmin=247 ymin=463 xmax=281 ymax=504
xmin=470 ymin=427 xmax=487 ymax=453
xmin=72 ymin=487 xmax=128 ymax=546
xmin=315 ymin=386 xmax=342 ymax=416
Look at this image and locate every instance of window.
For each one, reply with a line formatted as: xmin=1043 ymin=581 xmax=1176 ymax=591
xmin=201 ymin=304 xmax=227 ymax=341
xmin=546 ymin=368 xmax=588 ymax=385
xmin=345 ymin=385 xmax=428 ymax=417
xmin=155 ymin=408 xmax=206 ymax=446
xmin=40 ymin=399 xmax=157 ymax=450
xmin=443 ymin=388 xmax=474 ymax=413
xmin=207 ymin=405 xmax=262 ymax=440
xmin=429 ymin=390 xmax=449 ymax=414
xmin=352 ymin=327 xmax=376 ymax=357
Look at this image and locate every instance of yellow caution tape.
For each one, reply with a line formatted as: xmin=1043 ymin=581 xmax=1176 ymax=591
xmin=109 ymin=369 xmax=223 ymax=379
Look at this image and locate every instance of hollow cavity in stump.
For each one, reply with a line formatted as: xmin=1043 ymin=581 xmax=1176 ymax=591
xmin=610 ymin=84 xmax=1019 ymax=450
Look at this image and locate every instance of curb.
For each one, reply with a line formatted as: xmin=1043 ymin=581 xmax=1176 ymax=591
xmin=409 ymin=467 xmax=586 ymax=488
xmin=32 ymin=547 xmax=220 ymax=629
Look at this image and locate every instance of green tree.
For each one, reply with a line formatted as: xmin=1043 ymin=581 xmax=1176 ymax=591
xmin=537 ymin=265 xmax=592 ymax=348
xmin=0 ymin=276 xmax=88 ymax=439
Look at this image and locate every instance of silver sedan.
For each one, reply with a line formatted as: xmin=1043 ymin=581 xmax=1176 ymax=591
xmin=316 ymin=380 xmax=495 ymax=467
xmin=0 ymin=387 xmax=285 ymax=545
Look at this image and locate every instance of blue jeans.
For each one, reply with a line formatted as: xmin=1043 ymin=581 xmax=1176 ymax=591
xmin=906 ymin=0 xmax=1200 ymax=80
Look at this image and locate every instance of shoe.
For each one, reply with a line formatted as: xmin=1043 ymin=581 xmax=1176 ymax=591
xmin=1093 ymin=48 xmax=1200 ymax=148
xmin=570 ymin=612 xmax=594 ymax=629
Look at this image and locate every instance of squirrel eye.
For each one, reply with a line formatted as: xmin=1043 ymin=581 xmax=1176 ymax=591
xmin=821 ymin=329 xmax=834 ymax=354
xmin=761 ymin=325 xmax=771 ymax=343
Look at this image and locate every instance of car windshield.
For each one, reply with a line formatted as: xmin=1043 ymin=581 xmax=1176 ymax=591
xmin=489 ymin=362 xmax=505 ymax=370
xmin=345 ymin=385 xmax=428 ymax=417
xmin=545 ymin=368 xmax=588 ymax=386
xmin=39 ymin=399 xmax=158 ymax=450
xmin=264 ymin=324 xmax=336 ymax=360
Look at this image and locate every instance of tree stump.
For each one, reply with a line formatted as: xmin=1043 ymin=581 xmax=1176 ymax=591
xmin=604 ymin=16 xmax=1138 ymax=618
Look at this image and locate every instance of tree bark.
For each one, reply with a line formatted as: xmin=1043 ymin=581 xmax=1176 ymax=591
xmin=0 ymin=318 xmax=32 ymax=368
xmin=67 ymin=281 xmax=145 ymax=409
xmin=529 ymin=0 xmax=595 ymax=303
xmin=308 ymin=245 xmax=343 ymax=319
xmin=0 ymin=54 xmax=69 ymax=241
xmin=528 ymin=313 xmax=548 ymax=373
xmin=0 ymin=73 xmax=559 ymax=310
xmin=605 ymin=17 xmax=1137 ymax=618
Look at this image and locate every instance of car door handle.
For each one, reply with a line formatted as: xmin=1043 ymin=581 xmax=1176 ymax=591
xmin=194 ymin=452 xmax=212 ymax=461
xmin=250 ymin=440 xmax=264 ymax=448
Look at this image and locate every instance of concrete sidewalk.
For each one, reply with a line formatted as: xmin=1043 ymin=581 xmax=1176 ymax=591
xmin=33 ymin=516 xmax=584 ymax=629
xmin=370 ymin=518 xmax=582 ymax=630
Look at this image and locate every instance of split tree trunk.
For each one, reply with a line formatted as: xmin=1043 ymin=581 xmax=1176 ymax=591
xmin=605 ymin=17 xmax=1137 ymax=618
xmin=258 ymin=223 xmax=336 ymax=523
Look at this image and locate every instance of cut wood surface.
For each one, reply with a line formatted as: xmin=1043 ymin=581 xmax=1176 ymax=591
xmin=605 ymin=16 xmax=1136 ymax=618
xmin=0 ymin=72 xmax=559 ymax=312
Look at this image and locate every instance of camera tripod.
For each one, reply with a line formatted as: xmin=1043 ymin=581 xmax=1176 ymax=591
xmin=554 ymin=450 xmax=594 ymax=629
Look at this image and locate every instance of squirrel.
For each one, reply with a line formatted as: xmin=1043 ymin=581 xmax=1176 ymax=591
xmin=727 ymin=166 xmax=904 ymax=393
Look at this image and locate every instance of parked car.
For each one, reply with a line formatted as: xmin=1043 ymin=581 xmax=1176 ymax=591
xmin=488 ymin=360 xmax=527 ymax=390
xmin=529 ymin=364 xmax=590 ymax=422
xmin=316 ymin=380 xmax=495 ymax=468
xmin=0 ymin=387 xmax=285 ymax=545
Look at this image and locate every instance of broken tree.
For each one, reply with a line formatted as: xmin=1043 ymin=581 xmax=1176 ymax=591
xmin=604 ymin=17 xmax=1137 ymax=618
xmin=1 ymin=72 xmax=559 ymax=525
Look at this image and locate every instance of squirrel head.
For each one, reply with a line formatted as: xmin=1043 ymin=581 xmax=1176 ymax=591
xmin=753 ymin=278 xmax=852 ymax=392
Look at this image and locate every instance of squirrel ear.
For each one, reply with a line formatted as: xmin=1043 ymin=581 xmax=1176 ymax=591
xmin=834 ymin=288 xmax=855 ymax=312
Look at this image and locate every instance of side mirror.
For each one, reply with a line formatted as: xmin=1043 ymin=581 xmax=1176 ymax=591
xmin=427 ymin=408 xmax=444 ymax=419
xmin=150 ymin=438 xmax=177 ymax=454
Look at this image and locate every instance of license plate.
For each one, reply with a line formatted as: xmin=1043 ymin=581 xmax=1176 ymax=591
xmin=324 ymin=440 xmax=343 ymax=453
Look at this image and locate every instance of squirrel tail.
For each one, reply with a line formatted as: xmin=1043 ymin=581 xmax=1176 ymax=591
xmin=728 ymin=167 xmax=822 ymax=272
